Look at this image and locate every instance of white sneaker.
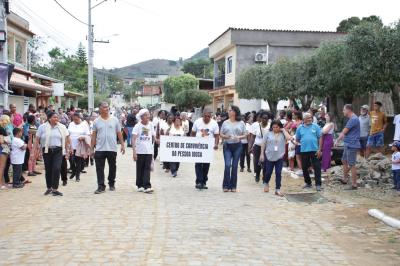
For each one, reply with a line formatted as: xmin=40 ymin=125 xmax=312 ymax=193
xmin=137 ymin=187 xmax=144 ymax=192
xmin=144 ymin=188 xmax=154 ymax=193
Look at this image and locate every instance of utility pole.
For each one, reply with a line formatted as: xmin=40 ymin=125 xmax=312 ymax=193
xmin=0 ymin=0 xmax=8 ymax=108
xmin=87 ymin=0 xmax=94 ymax=112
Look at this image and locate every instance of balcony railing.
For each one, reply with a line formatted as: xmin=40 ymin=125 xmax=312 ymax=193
xmin=214 ymin=74 xmax=225 ymax=88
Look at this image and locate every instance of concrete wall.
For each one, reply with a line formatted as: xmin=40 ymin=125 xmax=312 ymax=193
xmin=209 ymin=30 xmax=233 ymax=58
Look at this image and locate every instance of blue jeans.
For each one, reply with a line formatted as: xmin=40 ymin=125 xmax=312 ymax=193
xmin=195 ymin=163 xmax=210 ymax=185
xmin=126 ymin=127 xmax=133 ymax=146
xmin=222 ymin=143 xmax=243 ymax=189
xmin=264 ymin=158 xmax=283 ymax=190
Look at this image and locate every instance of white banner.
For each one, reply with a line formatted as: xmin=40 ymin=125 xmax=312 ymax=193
xmin=52 ymin=83 xmax=64 ymax=96
xmin=160 ymin=136 xmax=215 ymax=163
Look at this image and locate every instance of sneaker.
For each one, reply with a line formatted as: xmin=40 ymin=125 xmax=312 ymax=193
xmin=44 ymin=188 xmax=52 ymax=195
xmin=240 ymin=168 xmax=244 ymax=172
xmin=137 ymin=187 xmax=144 ymax=192
xmin=316 ymin=185 xmax=323 ymax=192
xmin=52 ymin=191 xmax=63 ymax=196
xmin=76 ymin=178 xmax=80 ymax=182
xmin=94 ymin=187 xmax=106 ymax=194
xmin=247 ymin=168 xmax=251 ymax=173
xmin=255 ymin=176 xmax=260 ymax=183
xmin=109 ymin=186 xmax=115 ymax=191
xmin=195 ymin=183 xmax=202 ymax=189
xmin=172 ymin=172 xmax=177 ymax=178
xmin=144 ymin=188 xmax=153 ymax=193
xmin=302 ymin=184 xmax=312 ymax=189
xmin=13 ymin=183 xmax=24 ymax=189
xmin=201 ymin=184 xmax=208 ymax=189
xmin=62 ymin=180 xmax=67 ymax=186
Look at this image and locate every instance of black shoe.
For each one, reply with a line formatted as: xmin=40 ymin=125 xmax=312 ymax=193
xmin=195 ymin=183 xmax=202 ymax=189
xmin=33 ymin=171 xmax=42 ymax=175
xmin=202 ymin=184 xmax=208 ymax=189
xmin=44 ymin=189 xmax=52 ymax=195
xmin=27 ymin=172 xmax=36 ymax=176
xmin=240 ymin=168 xmax=244 ymax=172
xmin=52 ymin=191 xmax=63 ymax=196
xmin=255 ymin=176 xmax=260 ymax=183
xmin=62 ymin=180 xmax=67 ymax=186
xmin=94 ymin=187 xmax=106 ymax=194
xmin=90 ymin=159 xmax=94 ymax=166
xmin=109 ymin=186 xmax=115 ymax=191
xmin=247 ymin=168 xmax=251 ymax=173
xmin=69 ymin=174 xmax=75 ymax=180
xmin=13 ymin=184 xmax=24 ymax=188
xmin=81 ymin=170 xmax=87 ymax=174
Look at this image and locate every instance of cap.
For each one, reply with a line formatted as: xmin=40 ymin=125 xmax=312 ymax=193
xmin=394 ymin=141 xmax=400 ymax=149
xmin=361 ymin=105 xmax=369 ymax=110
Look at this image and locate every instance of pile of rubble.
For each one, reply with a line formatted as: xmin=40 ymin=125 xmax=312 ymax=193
xmin=328 ymin=153 xmax=393 ymax=189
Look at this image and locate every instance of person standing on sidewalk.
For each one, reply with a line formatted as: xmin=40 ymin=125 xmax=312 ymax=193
xmin=125 ymin=108 xmax=137 ymax=148
xmin=166 ymin=115 xmax=185 ymax=178
xmin=220 ymin=106 xmax=246 ymax=192
xmin=321 ymin=113 xmax=335 ymax=172
xmin=359 ymin=105 xmax=370 ymax=158
xmin=191 ymin=108 xmax=219 ymax=190
xmin=366 ymin=101 xmax=387 ymax=157
xmin=240 ymin=113 xmax=252 ymax=173
xmin=91 ymin=102 xmax=125 ymax=194
xmin=335 ymin=104 xmax=361 ymax=190
xmin=11 ymin=128 xmax=27 ymax=188
xmin=295 ymin=113 xmax=323 ymax=191
xmin=36 ymin=112 xmax=70 ymax=196
xmin=132 ymin=109 xmax=155 ymax=193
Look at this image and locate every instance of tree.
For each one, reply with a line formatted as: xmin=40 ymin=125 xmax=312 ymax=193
xmin=28 ymin=36 xmax=46 ymax=69
xmin=175 ymin=89 xmax=211 ymax=109
xmin=76 ymin=43 xmax=87 ymax=67
xmin=182 ymin=58 xmax=213 ymax=79
xmin=163 ymin=74 xmax=199 ymax=103
xmin=337 ymin=15 xmax=382 ymax=32
xmin=123 ymin=80 xmax=141 ymax=103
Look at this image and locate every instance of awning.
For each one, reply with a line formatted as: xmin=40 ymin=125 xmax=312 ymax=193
xmin=64 ymin=90 xmax=84 ymax=97
xmin=10 ymin=73 xmax=53 ymax=93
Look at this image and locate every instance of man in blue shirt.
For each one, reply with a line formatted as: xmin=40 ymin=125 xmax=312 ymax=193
xmin=296 ymin=113 xmax=323 ymax=191
xmin=335 ymin=104 xmax=361 ymax=190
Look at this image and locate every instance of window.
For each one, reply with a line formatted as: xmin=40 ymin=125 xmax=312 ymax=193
xmin=15 ymin=40 xmax=23 ymax=64
xmin=227 ymin=56 xmax=233 ymax=74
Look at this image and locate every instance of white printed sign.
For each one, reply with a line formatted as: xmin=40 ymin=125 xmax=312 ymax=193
xmin=160 ymin=136 xmax=215 ymax=163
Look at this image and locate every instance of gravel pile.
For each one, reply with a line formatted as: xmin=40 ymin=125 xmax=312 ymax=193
xmin=328 ymin=153 xmax=393 ymax=189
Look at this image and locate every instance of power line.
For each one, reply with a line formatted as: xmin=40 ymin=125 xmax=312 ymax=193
xmin=53 ymin=0 xmax=88 ymax=26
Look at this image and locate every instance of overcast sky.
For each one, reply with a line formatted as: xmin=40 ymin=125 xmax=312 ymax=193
xmin=11 ymin=0 xmax=400 ymax=69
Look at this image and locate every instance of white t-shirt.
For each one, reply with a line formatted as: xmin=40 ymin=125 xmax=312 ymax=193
xmin=11 ymin=138 xmax=26 ymax=165
xmin=132 ymin=122 xmax=155 ymax=154
xmin=393 ymin=114 xmax=400 ymax=141
xmin=169 ymin=126 xmax=185 ymax=136
xmin=68 ymin=122 xmax=90 ymax=150
xmin=252 ymin=122 xmax=270 ymax=146
xmin=392 ymin=151 xmax=400 ymax=170
xmin=192 ymin=118 xmax=219 ymax=138
xmin=241 ymin=123 xmax=252 ymax=144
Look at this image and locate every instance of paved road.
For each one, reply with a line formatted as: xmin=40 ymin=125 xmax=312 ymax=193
xmin=0 ymin=147 xmax=398 ymax=265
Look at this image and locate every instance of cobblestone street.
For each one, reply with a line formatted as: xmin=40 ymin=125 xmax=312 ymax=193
xmin=0 ymin=147 xmax=399 ymax=265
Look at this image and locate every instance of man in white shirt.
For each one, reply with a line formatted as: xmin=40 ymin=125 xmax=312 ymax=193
xmin=394 ymin=113 xmax=400 ymax=142
xmin=191 ymin=108 xmax=219 ymax=190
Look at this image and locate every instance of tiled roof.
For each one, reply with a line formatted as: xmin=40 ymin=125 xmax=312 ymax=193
xmin=209 ymin=27 xmax=345 ymax=46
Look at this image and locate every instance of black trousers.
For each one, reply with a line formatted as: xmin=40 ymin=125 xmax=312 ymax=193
xmin=43 ymin=147 xmax=63 ymax=189
xmin=71 ymin=150 xmax=84 ymax=180
xmin=153 ymin=143 xmax=159 ymax=160
xmin=195 ymin=163 xmax=210 ymax=185
xmin=61 ymin=157 xmax=67 ymax=182
xmin=163 ymin=162 xmax=170 ymax=170
xmin=12 ymin=164 xmax=23 ymax=186
xmin=301 ymin=151 xmax=322 ymax=186
xmin=94 ymin=151 xmax=117 ymax=187
xmin=170 ymin=162 xmax=180 ymax=174
xmin=253 ymin=144 xmax=264 ymax=180
xmin=136 ymin=154 xmax=152 ymax=189
xmin=240 ymin=143 xmax=251 ymax=170
xmin=4 ymin=156 xmax=10 ymax=183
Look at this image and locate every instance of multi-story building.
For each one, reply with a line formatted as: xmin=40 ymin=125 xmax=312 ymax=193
xmin=208 ymin=27 xmax=344 ymax=112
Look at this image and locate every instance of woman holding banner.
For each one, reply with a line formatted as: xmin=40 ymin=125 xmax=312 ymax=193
xmin=166 ymin=115 xmax=185 ymax=177
xmin=132 ymin=109 xmax=155 ymax=193
xmin=160 ymin=113 xmax=174 ymax=173
xmin=220 ymin=106 xmax=247 ymax=192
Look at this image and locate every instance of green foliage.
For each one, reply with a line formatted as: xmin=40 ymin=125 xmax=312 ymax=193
xmin=163 ymin=74 xmax=199 ymax=103
xmin=123 ymin=80 xmax=142 ymax=102
xmin=28 ymin=36 xmax=46 ymax=68
xmin=337 ymin=15 xmax=383 ymax=32
xmin=78 ymin=94 xmax=109 ymax=110
xmin=182 ymin=58 xmax=213 ymax=79
xmin=175 ymin=89 xmax=211 ymax=109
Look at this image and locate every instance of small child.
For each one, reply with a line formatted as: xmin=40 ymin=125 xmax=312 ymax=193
xmin=392 ymin=141 xmax=400 ymax=191
xmin=11 ymin=128 xmax=27 ymax=188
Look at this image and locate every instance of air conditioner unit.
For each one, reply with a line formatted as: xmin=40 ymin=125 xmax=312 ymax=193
xmin=255 ymin=52 xmax=267 ymax=62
